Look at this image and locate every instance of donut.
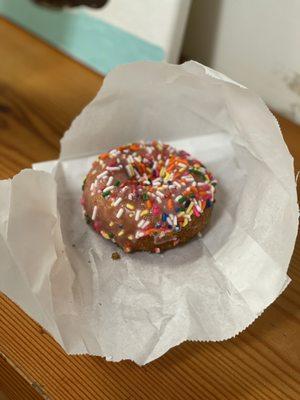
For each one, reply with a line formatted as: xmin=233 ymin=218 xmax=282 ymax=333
xmin=81 ymin=141 xmax=217 ymax=253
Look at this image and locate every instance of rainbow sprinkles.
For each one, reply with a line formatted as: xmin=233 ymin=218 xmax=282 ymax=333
xmin=81 ymin=141 xmax=217 ymax=253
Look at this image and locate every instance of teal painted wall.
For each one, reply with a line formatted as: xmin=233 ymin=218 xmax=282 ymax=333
xmin=0 ymin=0 xmax=164 ymax=74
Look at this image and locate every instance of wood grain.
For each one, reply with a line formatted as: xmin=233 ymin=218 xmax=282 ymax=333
xmin=0 ymin=355 xmax=43 ymax=400
xmin=0 ymin=17 xmax=299 ymax=400
xmin=0 ymin=16 xmax=102 ymax=179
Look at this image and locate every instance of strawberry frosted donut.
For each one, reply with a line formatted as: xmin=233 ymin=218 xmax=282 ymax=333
xmin=81 ymin=141 xmax=217 ymax=253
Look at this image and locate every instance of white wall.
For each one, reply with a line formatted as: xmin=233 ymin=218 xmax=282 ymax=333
xmin=84 ymin=0 xmax=191 ymax=63
xmin=183 ymin=0 xmax=300 ymax=124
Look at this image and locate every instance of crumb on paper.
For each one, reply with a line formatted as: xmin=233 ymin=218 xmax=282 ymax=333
xmin=111 ymin=252 xmax=121 ymax=260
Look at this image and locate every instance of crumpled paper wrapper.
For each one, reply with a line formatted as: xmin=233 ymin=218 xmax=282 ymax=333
xmin=0 ymin=61 xmax=298 ymax=365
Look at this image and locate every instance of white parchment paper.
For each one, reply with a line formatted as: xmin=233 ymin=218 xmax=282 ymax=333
xmin=0 ymin=62 xmax=298 ymax=365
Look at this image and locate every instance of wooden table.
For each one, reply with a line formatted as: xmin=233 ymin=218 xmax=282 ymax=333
xmin=0 ymin=17 xmax=299 ymax=400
